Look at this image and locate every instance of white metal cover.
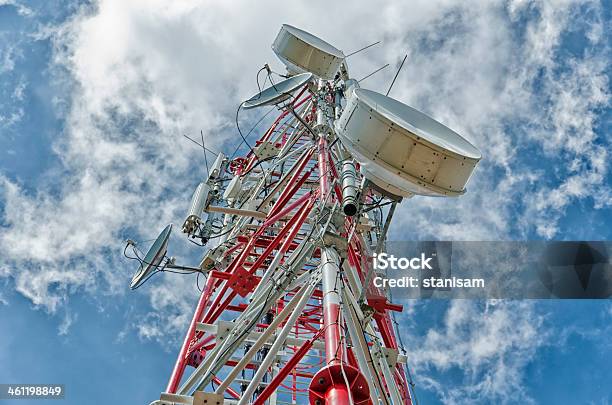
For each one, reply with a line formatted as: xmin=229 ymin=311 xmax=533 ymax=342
xmin=272 ymin=24 xmax=344 ymax=80
xmin=243 ymin=72 xmax=313 ymax=109
xmin=336 ymin=89 xmax=481 ymax=197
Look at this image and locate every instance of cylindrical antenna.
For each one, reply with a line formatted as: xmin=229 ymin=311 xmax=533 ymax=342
xmin=341 ymin=159 xmax=359 ymax=216
xmin=182 ymin=182 xmax=211 ymax=236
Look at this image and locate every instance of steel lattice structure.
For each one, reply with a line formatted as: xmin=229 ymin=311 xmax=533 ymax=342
xmin=132 ymin=23 xmax=480 ymax=405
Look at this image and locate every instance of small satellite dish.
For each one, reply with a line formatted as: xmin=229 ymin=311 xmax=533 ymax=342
xmin=130 ymin=224 xmax=173 ymax=290
xmin=272 ymin=24 xmax=345 ymax=80
xmin=243 ymin=72 xmax=313 ymax=110
xmin=336 ymin=88 xmax=482 ymax=197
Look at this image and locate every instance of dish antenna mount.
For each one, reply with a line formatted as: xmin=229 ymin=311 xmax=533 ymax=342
xmin=125 ymin=224 xmax=202 ymax=290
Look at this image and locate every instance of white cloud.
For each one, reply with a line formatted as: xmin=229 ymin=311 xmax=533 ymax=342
xmin=0 ymin=43 xmax=18 ymax=74
xmin=58 ymin=309 xmax=77 ymax=335
xmin=0 ymin=1 xmax=33 ymax=17
xmin=131 ymin=274 xmax=198 ymax=347
xmin=0 ymin=75 xmax=27 ymax=130
xmin=385 ymin=0 xmax=610 ymax=241
xmin=402 ymin=301 xmax=545 ymax=404
xmin=522 ymin=55 xmax=610 ymax=237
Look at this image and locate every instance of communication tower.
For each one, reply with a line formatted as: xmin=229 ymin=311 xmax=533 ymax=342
xmin=126 ymin=24 xmax=481 ymax=405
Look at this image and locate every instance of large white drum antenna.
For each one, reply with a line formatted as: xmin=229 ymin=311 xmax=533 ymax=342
xmin=272 ymin=24 xmax=345 ymax=80
xmin=336 ymin=88 xmax=481 ymax=197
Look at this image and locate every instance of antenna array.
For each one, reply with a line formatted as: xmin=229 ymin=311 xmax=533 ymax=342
xmin=130 ymin=23 xmax=481 ymax=405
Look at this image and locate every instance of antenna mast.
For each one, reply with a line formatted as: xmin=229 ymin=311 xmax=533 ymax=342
xmin=133 ymin=23 xmax=481 ymax=405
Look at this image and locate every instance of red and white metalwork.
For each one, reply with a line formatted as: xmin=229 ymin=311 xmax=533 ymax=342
xmin=146 ymin=26 xmax=416 ymax=405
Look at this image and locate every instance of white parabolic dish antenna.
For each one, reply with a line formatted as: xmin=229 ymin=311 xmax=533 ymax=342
xmin=336 ymin=89 xmax=482 ymax=197
xmin=272 ymin=24 xmax=345 ymax=80
xmin=243 ymin=72 xmax=313 ymax=109
xmin=130 ymin=224 xmax=172 ymax=290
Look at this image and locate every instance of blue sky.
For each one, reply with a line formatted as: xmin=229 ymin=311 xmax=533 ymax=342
xmin=0 ymin=1 xmax=611 ymax=404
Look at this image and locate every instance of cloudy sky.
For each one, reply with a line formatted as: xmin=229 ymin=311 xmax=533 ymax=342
xmin=0 ymin=0 xmax=611 ymax=404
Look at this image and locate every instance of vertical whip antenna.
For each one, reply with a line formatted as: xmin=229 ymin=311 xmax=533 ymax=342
xmin=200 ymin=130 xmax=210 ymax=178
xmin=386 ymin=54 xmax=408 ymax=96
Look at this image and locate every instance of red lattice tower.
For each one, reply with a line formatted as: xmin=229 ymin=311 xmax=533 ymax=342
xmin=132 ymin=21 xmax=480 ymax=405
xmin=157 ymin=83 xmax=412 ymax=404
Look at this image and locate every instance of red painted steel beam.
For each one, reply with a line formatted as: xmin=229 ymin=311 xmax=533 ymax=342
xmin=204 ymin=196 xmax=316 ymax=324
xmin=212 ymin=376 xmax=240 ymax=400
xmin=166 ymin=273 xmax=217 ymax=393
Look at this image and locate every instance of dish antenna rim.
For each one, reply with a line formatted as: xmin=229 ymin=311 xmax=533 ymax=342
xmin=279 ymin=24 xmax=345 ymax=59
xmin=130 ymin=223 xmax=173 ymax=290
xmin=355 ymin=88 xmax=481 ymax=160
xmin=243 ymin=72 xmax=314 ymax=110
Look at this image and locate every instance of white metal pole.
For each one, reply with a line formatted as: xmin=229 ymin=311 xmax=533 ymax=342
xmin=215 ymin=277 xmax=312 ymax=394
xmin=237 ymin=270 xmax=322 ymax=404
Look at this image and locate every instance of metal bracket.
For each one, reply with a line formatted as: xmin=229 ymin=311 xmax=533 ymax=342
xmin=323 ymin=231 xmax=348 ymax=252
xmin=381 ymin=347 xmax=400 ymax=368
xmin=214 ymin=320 xmax=235 ymax=343
xmin=254 ymin=140 xmax=280 ymax=160
xmin=193 ymin=392 xmax=224 ymax=405
xmin=359 ymin=302 xmax=375 ymax=323
xmin=199 ymin=244 xmax=228 ymax=271
xmin=158 ymin=392 xmax=194 ymax=405
xmin=227 ymin=266 xmax=259 ymax=297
